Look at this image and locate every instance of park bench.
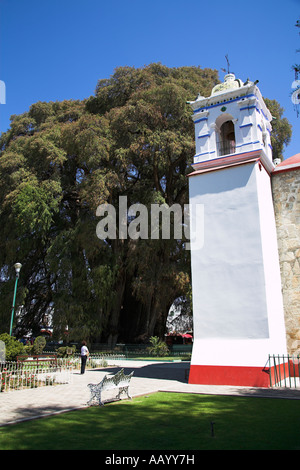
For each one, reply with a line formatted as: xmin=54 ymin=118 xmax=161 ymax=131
xmin=87 ymin=368 xmax=134 ymax=406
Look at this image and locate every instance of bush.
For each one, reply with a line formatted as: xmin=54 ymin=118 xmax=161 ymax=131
xmin=147 ymin=336 xmax=170 ymax=357
xmin=33 ymin=336 xmax=46 ymax=355
xmin=56 ymin=345 xmax=76 ymax=358
xmin=0 ymin=333 xmax=25 ymax=361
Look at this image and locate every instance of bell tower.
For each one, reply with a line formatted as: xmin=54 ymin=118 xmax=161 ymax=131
xmin=188 ymin=74 xmax=287 ymax=387
xmin=191 ymin=73 xmax=273 ymax=168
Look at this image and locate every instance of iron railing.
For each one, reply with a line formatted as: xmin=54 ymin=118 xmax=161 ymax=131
xmin=0 ymin=359 xmax=73 ymax=392
xmin=87 ymin=343 xmax=192 ymax=358
xmin=268 ymin=354 xmax=300 ymax=388
xmin=217 ymin=140 xmax=236 ymax=157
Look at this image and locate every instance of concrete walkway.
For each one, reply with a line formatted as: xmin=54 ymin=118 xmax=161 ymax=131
xmin=1 ymin=359 xmax=299 ymax=427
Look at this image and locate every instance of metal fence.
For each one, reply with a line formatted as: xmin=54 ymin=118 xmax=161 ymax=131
xmin=44 ymin=343 xmax=192 ymax=360
xmin=217 ymin=140 xmax=236 ymax=157
xmin=268 ymin=354 xmax=300 ymax=388
xmin=88 ymin=343 xmax=192 ymax=358
xmin=0 ymin=359 xmax=73 ymax=392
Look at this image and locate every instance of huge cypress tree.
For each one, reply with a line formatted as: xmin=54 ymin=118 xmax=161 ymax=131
xmin=0 ymin=64 xmax=291 ymax=344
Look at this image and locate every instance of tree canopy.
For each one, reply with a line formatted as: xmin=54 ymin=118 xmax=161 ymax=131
xmin=0 ymin=63 xmax=292 ymax=344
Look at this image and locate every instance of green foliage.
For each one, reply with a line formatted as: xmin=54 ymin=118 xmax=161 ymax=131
xmin=32 ymin=336 xmax=46 ymax=355
xmin=56 ymin=345 xmax=76 ymax=358
xmin=12 ymin=180 xmax=61 ymax=238
xmin=0 ymin=63 xmax=292 ymax=342
xmin=147 ymin=336 xmax=170 ymax=357
xmin=1 ymin=393 xmax=300 ymax=450
xmin=0 ymin=333 xmax=24 ymax=361
xmin=264 ymin=98 xmax=292 ymax=161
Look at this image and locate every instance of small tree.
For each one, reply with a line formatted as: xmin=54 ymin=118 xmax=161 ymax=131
xmin=0 ymin=333 xmax=25 ymax=361
xmin=32 ymin=336 xmax=46 ymax=355
xmin=56 ymin=345 xmax=76 ymax=358
xmin=147 ymin=336 xmax=170 ymax=357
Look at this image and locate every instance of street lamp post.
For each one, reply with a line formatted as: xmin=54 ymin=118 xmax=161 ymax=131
xmin=9 ymin=262 xmax=22 ymax=336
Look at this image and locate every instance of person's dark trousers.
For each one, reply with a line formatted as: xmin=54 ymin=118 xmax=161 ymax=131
xmin=81 ymin=355 xmax=87 ymax=374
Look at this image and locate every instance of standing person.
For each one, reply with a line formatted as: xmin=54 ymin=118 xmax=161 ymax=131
xmin=80 ymin=341 xmax=89 ymax=374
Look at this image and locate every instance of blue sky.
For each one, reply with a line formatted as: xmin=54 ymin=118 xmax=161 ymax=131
xmin=0 ymin=0 xmax=299 ymax=159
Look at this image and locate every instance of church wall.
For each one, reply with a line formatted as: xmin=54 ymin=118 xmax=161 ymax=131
xmin=272 ymin=169 xmax=300 ymax=354
xmin=189 ymin=160 xmax=287 ymax=369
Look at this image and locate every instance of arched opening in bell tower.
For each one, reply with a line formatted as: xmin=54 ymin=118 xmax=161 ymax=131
xmin=220 ymin=120 xmax=236 ymax=156
xmin=215 ymin=114 xmax=236 ymax=157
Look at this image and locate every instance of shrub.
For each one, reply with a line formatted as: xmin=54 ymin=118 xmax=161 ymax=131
xmin=0 ymin=333 xmax=25 ymax=361
xmin=147 ymin=336 xmax=170 ymax=357
xmin=33 ymin=336 xmax=46 ymax=355
xmin=56 ymin=345 xmax=76 ymax=358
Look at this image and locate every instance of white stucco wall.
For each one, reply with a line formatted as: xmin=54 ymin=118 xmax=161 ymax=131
xmin=189 ymin=161 xmax=287 ymax=367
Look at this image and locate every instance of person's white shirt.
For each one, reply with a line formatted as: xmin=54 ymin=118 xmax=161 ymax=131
xmin=81 ymin=345 xmax=89 ymax=356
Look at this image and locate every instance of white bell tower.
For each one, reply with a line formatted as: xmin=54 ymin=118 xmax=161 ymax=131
xmin=188 ymin=74 xmax=287 ymax=387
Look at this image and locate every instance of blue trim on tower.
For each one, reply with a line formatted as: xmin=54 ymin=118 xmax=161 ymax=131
xmin=239 ymin=123 xmax=253 ymax=128
xmin=239 ymin=105 xmax=257 ymax=112
xmin=198 ymin=133 xmax=210 ymax=139
xmin=235 ymin=140 xmax=260 ymax=148
xmin=194 ymin=150 xmax=216 ymax=159
xmin=193 ymin=93 xmax=257 ymax=114
xmin=194 ymin=117 xmax=208 ymax=124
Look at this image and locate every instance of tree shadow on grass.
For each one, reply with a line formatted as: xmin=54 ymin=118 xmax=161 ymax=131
xmin=0 ymin=401 xmax=88 ymax=427
xmin=1 ymin=392 xmax=300 ymax=450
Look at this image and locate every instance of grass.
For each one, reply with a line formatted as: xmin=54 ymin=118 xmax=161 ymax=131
xmin=0 ymin=392 xmax=299 ymax=450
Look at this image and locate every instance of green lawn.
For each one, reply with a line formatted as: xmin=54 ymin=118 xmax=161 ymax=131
xmin=0 ymin=392 xmax=299 ymax=450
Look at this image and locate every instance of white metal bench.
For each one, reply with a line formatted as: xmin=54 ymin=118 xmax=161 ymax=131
xmin=87 ymin=368 xmax=134 ymax=406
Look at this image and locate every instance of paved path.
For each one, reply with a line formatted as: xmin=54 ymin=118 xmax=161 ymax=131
xmin=1 ymin=360 xmax=299 ymax=427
